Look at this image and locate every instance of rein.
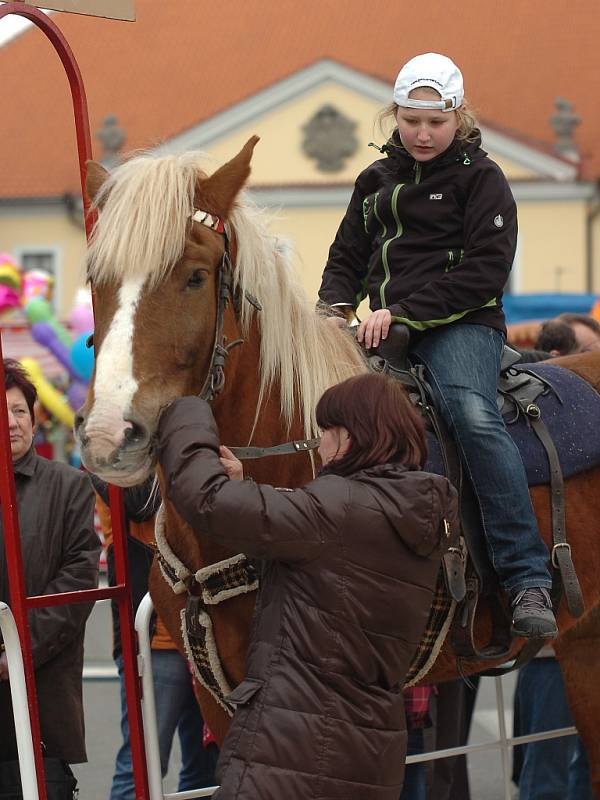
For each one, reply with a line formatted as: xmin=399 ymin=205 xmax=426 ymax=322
xmin=193 ymin=209 xmax=320 ymax=459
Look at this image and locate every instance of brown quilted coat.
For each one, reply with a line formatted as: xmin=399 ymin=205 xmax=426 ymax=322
xmin=158 ymin=397 xmax=458 ymax=800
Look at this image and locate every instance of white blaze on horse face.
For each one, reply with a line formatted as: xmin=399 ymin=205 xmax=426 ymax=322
xmin=85 ymin=277 xmax=144 ymax=457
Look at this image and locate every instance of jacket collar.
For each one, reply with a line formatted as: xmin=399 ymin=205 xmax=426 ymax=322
xmin=382 ymin=129 xmax=486 ymax=175
xmin=320 ymin=461 xmax=418 ymax=480
xmin=12 ymin=446 xmax=37 ymax=477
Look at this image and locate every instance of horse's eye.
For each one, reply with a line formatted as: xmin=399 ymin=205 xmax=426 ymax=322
xmin=86 ymin=334 xmax=94 ymax=349
xmin=186 ymin=269 xmax=205 ymax=289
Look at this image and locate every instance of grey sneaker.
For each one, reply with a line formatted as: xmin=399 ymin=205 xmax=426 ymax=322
xmin=511 ymin=588 xmax=558 ymax=639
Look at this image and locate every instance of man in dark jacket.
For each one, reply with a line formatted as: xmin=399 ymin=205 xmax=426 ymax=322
xmin=0 ymin=360 xmax=100 ymax=798
xmin=157 ymin=373 xmax=458 ymax=800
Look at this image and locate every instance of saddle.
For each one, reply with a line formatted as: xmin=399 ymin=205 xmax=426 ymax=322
xmin=370 ymin=324 xmax=584 ymax=670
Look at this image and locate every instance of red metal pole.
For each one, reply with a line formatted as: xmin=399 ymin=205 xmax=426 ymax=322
xmin=0 ymin=5 xmax=150 ymax=798
xmin=109 ymin=483 xmax=153 ymax=800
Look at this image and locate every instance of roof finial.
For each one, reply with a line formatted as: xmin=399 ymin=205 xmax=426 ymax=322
xmin=95 ymin=114 xmax=126 ymax=167
xmin=550 ymin=98 xmax=581 ymax=161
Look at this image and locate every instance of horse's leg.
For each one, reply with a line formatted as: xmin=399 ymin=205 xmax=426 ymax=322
xmin=554 ymin=606 xmax=600 ymax=798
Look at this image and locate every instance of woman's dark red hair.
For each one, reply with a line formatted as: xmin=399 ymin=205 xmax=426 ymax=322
xmin=316 ymin=372 xmax=427 ymax=475
xmin=4 ymin=359 xmax=37 ymax=422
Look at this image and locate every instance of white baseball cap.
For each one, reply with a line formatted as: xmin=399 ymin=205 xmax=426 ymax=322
xmin=393 ymin=53 xmax=464 ymax=112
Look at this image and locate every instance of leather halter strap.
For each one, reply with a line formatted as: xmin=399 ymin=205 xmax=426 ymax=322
xmin=192 ymin=209 xmax=319 ymax=457
xmin=193 ymin=211 xmax=235 ymax=403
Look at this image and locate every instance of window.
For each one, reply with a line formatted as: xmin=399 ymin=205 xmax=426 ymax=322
xmin=20 ymin=251 xmax=56 ymax=274
xmin=13 ymin=246 xmax=62 ymax=312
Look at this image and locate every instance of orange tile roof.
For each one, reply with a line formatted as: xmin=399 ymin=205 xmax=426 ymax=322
xmin=1 ymin=0 xmax=598 ymax=198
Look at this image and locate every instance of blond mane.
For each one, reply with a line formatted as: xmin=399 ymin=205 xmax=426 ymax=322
xmin=85 ymin=150 xmax=366 ymax=438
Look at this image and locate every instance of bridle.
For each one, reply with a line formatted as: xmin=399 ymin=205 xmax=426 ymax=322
xmin=193 ymin=209 xmax=320 ymax=459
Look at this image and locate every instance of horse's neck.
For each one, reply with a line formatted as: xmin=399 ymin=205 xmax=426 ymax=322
xmin=161 ymin=309 xmax=316 ymax=571
xmin=212 ymin=311 xmax=314 ymax=487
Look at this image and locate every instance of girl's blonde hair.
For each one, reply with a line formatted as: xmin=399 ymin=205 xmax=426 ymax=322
xmin=376 ymin=99 xmax=479 ymax=144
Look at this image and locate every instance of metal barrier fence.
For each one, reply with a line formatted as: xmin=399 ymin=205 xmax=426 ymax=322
xmin=1 ymin=592 xmax=578 ymax=799
xmin=133 ymin=592 xmax=578 ymax=800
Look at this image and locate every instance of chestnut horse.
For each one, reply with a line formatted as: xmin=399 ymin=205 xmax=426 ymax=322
xmin=76 ymin=139 xmax=600 ymax=794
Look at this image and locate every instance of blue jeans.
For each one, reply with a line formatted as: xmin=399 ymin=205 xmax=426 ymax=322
xmin=513 ymin=658 xmax=592 ymax=800
xmin=400 ymin=729 xmax=426 ymax=800
xmin=411 ymin=324 xmax=552 ymax=594
xmin=109 ymin=650 xmax=218 ymax=800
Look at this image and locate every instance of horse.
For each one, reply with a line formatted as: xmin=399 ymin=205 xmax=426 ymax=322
xmin=75 ymin=139 xmax=600 ymax=794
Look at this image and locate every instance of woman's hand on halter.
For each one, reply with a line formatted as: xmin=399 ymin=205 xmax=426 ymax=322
xmin=219 ymin=446 xmax=244 ymax=481
xmin=357 ymin=309 xmax=392 ymax=349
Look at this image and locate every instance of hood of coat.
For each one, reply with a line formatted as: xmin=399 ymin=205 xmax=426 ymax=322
xmin=346 ymin=463 xmax=457 ymax=557
xmin=382 ymin=128 xmax=486 ymax=175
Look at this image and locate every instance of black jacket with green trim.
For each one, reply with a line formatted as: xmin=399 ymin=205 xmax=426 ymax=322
xmin=318 ymin=130 xmax=517 ymax=334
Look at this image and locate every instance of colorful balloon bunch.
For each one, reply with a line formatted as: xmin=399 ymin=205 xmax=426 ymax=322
xmin=24 ymin=294 xmax=95 ymax=424
xmin=0 ymin=253 xmax=94 ymax=425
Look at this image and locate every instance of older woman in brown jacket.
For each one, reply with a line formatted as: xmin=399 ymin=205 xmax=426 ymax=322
xmin=157 ymin=372 xmax=458 ymax=800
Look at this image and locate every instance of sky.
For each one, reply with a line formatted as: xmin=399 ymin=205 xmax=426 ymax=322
xmin=0 ymin=8 xmax=51 ymax=46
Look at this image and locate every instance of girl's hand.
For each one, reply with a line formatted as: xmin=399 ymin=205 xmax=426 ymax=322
xmin=357 ymin=309 xmax=392 ymax=349
xmin=219 ymin=446 xmax=244 ymax=481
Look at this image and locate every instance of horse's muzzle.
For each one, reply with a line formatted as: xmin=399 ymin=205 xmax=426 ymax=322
xmin=75 ymin=407 xmax=155 ymax=486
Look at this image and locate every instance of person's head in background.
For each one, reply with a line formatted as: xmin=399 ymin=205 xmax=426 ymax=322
xmin=4 ymin=359 xmax=36 ymax=462
xmin=556 ymin=313 xmax=600 ymax=353
xmin=316 ymin=372 xmax=427 ymax=475
xmin=535 ymin=320 xmax=578 ymax=357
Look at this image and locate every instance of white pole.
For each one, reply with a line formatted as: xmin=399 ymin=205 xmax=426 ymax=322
xmin=134 ymin=593 xmax=219 ymax=800
xmin=0 ymin=602 xmax=40 ymax=800
xmin=135 ymin=593 xmax=165 ymax=800
xmin=494 ymin=676 xmax=513 ymax=800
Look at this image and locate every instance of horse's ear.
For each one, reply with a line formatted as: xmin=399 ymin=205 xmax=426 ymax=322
xmin=194 ymin=136 xmax=259 ymax=220
xmin=86 ymin=160 xmax=110 ymax=206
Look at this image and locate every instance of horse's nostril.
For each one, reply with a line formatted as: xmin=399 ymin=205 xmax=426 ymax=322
xmin=123 ymin=421 xmax=147 ymax=447
xmin=74 ymin=413 xmax=89 ymax=446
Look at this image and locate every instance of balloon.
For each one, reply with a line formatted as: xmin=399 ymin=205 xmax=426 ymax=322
xmin=20 ymin=358 xmax=75 ymax=428
xmin=0 ymin=284 xmax=21 ymax=313
xmin=25 ymin=297 xmax=72 ymax=348
xmin=22 ymin=269 xmax=53 ymax=305
xmin=30 ymin=322 xmax=80 ymax=381
xmin=69 ymin=304 xmax=95 ymax=337
xmin=67 ymin=380 xmax=88 ymax=412
xmin=70 ymin=332 xmax=95 ymax=383
xmin=0 ymin=264 xmax=21 ymax=290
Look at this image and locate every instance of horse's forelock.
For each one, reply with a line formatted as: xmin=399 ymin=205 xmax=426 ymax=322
xmin=85 ymin=152 xmax=212 ymax=289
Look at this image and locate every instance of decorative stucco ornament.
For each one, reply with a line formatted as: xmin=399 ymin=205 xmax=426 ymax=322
xmin=301 ymin=104 xmax=358 ymax=172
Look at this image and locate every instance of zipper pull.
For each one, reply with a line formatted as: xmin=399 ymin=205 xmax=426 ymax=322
xmin=368 ymin=142 xmax=384 ymax=153
xmin=463 ymin=154 xmax=471 ymax=165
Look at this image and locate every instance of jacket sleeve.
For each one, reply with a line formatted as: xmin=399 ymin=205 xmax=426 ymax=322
xmin=28 ymin=472 xmax=100 ymax=669
xmin=157 ymin=397 xmax=347 ymax=562
xmin=318 ymin=172 xmax=375 ymax=308
xmin=388 ymin=163 xmax=517 ymax=328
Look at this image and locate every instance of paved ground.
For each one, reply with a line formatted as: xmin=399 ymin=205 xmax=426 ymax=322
xmin=74 ymin=592 xmax=517 ymax=799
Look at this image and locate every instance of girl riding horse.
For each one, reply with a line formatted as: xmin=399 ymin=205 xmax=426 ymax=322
xmin=319 ymin=52 xmax=557 ymax=639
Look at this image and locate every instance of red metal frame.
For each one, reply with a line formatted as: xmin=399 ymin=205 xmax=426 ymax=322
xmin=0 ymin=4 xmax=149 ymax=798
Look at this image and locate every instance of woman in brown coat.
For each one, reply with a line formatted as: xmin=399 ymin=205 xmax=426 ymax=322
xmin=157 ymin=372 xmax=458 ymax=800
